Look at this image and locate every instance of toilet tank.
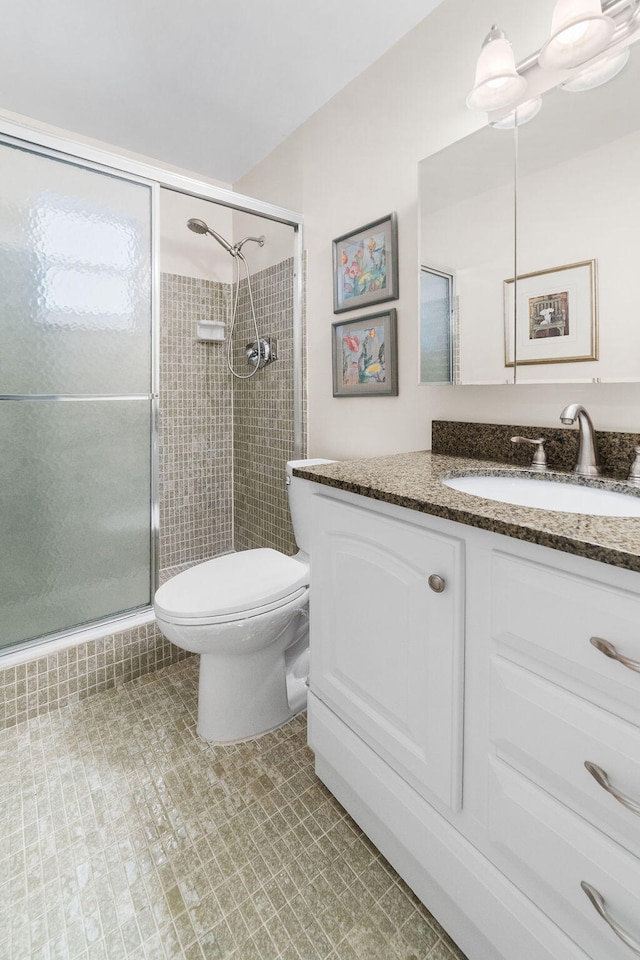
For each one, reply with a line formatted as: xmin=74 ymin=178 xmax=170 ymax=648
xmin=286 ymin=459 xmax=336 ymax=554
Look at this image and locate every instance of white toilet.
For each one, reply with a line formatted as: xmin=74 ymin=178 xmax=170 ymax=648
xmin=153 ymin=459 xmax=334 ymax=742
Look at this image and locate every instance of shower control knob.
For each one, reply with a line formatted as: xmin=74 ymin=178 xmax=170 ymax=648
xmin=246 ymin=337 xmax=278 ymax=368
xmin=428 ymin=574 xmax=446 ymax=593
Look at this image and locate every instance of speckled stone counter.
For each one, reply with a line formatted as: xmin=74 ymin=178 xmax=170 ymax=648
xmin=293 ymin=451 xmax=640 ymax=573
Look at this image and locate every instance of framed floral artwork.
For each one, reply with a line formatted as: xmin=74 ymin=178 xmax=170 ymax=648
xmin=332 ymin=309 xmax=398 ymax=397
xmin=332 ymin=213 xmax=399 ymax=313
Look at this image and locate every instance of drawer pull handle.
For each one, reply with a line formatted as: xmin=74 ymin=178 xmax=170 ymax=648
xmin=584 ymin=762 xmax=640 ymax=816
xmin=581 ymin=882 xmax=640 ymax=956
xmin=428 ymin=574 xmax=446 ymax=593
xmin=590 ymin=637 xmax=640 ymax=673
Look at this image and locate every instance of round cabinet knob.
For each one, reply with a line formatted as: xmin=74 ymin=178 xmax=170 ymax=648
xmin=428 ymin=574 xmax=446 ymax=593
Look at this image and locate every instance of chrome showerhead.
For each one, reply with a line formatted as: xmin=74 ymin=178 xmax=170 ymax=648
xmin=186 ymin=218 xmax=210 ymax=235
xmin=186 ymin=218 xmax=235 ymax=255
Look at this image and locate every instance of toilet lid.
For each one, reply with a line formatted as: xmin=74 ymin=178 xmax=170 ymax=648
xmin=154 ymin=549 xmax=309 ymax=621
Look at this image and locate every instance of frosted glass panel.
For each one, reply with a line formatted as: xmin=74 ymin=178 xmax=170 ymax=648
xmin=0 ymin=142 xmax=152 ymax=395
xmin=0 ymin=400 xmax=151 ymax=649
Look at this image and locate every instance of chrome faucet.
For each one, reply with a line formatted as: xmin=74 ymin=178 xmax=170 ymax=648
xmin=559 ymin=403 xmax=601 ymax=477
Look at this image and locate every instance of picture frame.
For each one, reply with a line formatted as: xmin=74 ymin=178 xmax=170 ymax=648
xmin=332 ymin=212 xmax=399 ymax=313
xmin=332 ymin=309 xmax=398 ymax=397
xmin=504 ymin=259 xmax=598 ymax=367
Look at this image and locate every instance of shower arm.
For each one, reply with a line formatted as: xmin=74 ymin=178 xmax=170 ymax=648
xmin=234 ymin=235 xmax=265 ymax=254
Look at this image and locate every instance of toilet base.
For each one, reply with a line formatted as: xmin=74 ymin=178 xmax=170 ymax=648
xmin=195 ymin=595 xmax=309 ymax=743
xmin=197 ymin=702 xmax=307 ymax=746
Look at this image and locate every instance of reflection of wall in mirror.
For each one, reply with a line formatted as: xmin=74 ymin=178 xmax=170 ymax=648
xmin=420 ymin=126 xmax=640 ymax=384
xmin=516 ymin=128 xmax=639 ymax=382
xmin=421 ymin=176 xmax=514 ymax=385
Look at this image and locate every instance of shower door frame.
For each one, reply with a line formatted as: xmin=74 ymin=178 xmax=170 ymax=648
xmin=0 ymin=113 xmax=304 ymax=661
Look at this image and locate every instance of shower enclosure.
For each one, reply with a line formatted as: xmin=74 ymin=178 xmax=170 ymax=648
xmin=0 ymin=120 xmax=304 ymax=662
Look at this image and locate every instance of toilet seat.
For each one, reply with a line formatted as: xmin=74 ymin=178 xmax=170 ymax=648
xmin=154 ymin=548 xmax=309 ymax=626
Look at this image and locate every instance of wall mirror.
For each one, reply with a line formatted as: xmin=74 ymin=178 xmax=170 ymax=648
xmin=418 ymin=40 xmax=640 ymax=386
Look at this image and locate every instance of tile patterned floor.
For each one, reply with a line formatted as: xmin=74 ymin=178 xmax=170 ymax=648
xmin=0 ymin=658 xmax=468 ymax=960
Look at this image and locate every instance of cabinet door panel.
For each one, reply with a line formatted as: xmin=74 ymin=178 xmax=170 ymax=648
xmin=310 ymin=493 xmax=464 ymax=810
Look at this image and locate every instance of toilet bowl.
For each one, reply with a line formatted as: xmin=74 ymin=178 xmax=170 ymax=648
xmin=153 ymin=458 xmax=334 ymax=742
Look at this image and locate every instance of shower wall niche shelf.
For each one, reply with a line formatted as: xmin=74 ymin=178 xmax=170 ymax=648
xmin=196 ymin=320 xmax=225 ymax=342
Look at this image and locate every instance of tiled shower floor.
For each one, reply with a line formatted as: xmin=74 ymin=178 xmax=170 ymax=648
xmin=0 ymin=658 xmax=468 ymax=960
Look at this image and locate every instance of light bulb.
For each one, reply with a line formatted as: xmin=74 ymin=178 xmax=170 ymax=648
xmin=539 ymin=0 xmax=615 ymax=69
xmin=556 ymin=21 xmax=590 ymax=45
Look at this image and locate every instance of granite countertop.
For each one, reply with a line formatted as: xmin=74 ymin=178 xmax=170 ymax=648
xmin=293 ymin=451 xmax=640 ymax=573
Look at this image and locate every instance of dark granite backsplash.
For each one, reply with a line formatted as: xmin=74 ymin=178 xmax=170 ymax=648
xmin=432 ymin=420 xmax=640 ymax=480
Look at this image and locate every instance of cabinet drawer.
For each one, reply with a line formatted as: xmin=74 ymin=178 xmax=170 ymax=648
xmin=491 ymin=551 xmax=640 ymax=721
xmin=487 ymin=759 xmax=640 ymax=960
xmin=491 ymin=659 xmax=640 ymax=859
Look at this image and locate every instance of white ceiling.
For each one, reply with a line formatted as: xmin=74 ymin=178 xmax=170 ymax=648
xmin=1 ymin=0 xmax=446 ymax=184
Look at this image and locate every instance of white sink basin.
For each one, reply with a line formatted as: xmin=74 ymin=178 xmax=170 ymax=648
xmin=443 ymin=475 xmax=640 ymax=517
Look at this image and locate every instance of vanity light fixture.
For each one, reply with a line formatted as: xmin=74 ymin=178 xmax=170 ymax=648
xmin=466 ymin=25 xmax=527 ymax=112
xmin=560 ymin=44 xmax=630 ymax=88
xmin=539 ymin=0 xmax=615 ymax=69
xmin=468 ymin=1 xmax=639 ymax=118
xmin=489 ymin=96 xmax=543 ymax=128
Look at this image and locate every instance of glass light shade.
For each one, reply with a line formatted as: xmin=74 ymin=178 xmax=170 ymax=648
xmin=539 ymin=0 xmax=615 ymax=69
xmin=561 ymin=46 xmax=630 ymax=90
xmin=466 ymin=27 xmax=527 ymax=111
xmin=490 ymin=97 xmax=543 ymax=129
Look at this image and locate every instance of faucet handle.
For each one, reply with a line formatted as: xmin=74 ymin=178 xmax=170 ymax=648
xmin=628 ymin=446 xmax=640 ymax=486
xmin=511 ymin=436 xmax=547 ymax=472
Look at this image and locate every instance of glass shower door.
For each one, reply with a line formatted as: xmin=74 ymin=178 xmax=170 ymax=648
xmin=0 ymin=139 xmax=154 ymax=651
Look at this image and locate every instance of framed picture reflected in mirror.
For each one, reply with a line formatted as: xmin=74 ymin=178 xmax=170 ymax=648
xmin=504 ymin=259 xmax=598 ymax=367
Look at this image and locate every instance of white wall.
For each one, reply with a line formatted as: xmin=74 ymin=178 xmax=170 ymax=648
xmin=159 ymin=190 xmax=233 ymax=282
xmin=235 ymin=0 xmax=640 ymax=460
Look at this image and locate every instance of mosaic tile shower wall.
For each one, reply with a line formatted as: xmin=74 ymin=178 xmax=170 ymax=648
xmin=233 ymin=259 xmax=304 ymax=556
xmin=159 ymin=273 xmax=234 ymax=570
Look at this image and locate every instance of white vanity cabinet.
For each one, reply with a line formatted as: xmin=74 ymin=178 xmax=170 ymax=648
xmin=306 ymin=482 xmax=640 ymax=960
